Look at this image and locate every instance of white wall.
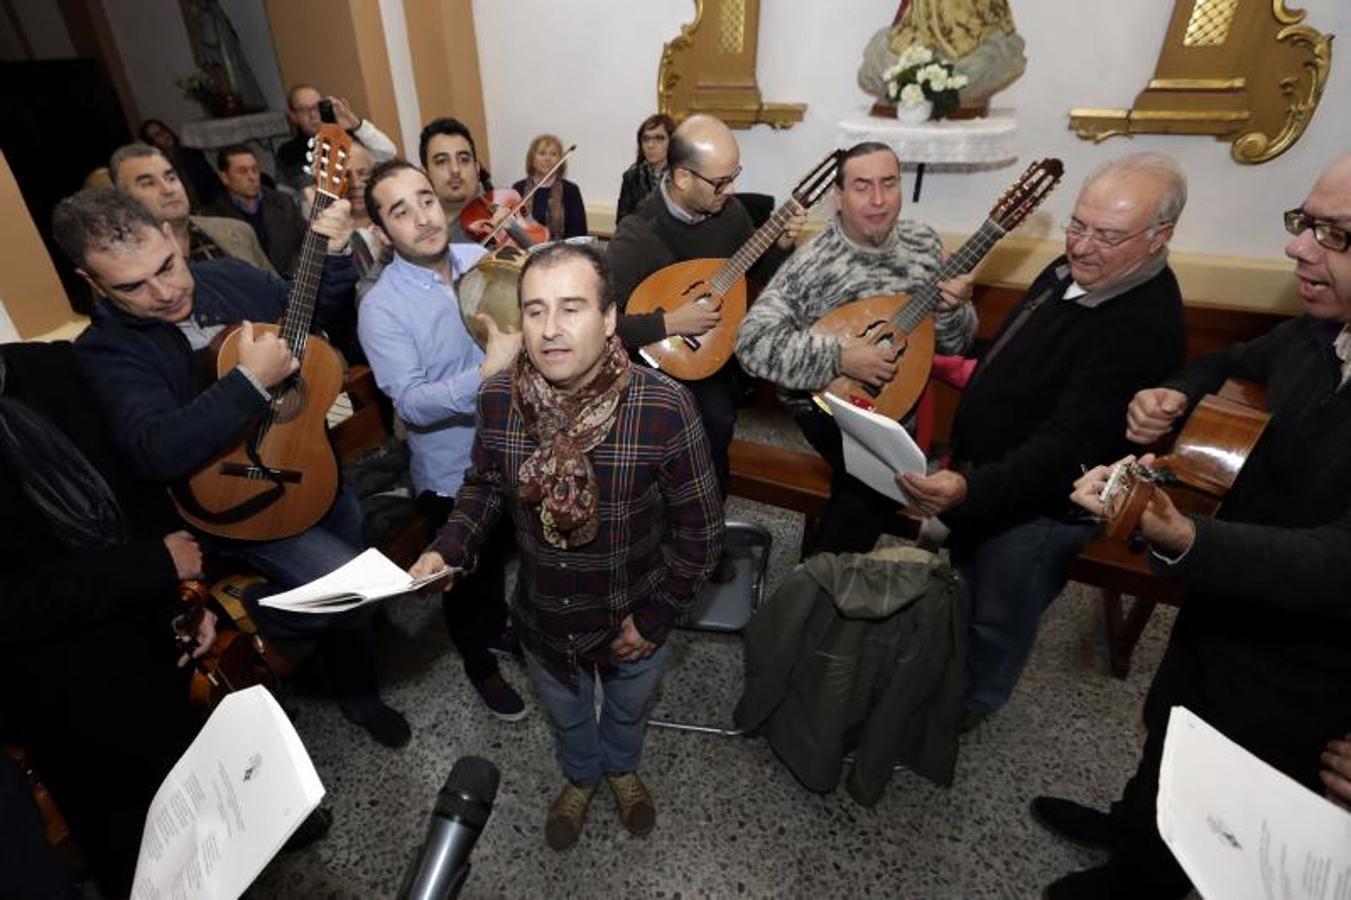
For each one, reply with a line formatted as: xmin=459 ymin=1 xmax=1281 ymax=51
xmin=219 ymin=0 xmax=287 ymax=111
xmin=473 ymin=0 xmax=1351 ymax=262
xmin=377 ymin=0 xmax=423 ymax=156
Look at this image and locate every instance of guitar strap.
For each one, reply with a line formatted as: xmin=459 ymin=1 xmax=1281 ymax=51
xmin=975 ymin=281 xmax=1060 ymax=372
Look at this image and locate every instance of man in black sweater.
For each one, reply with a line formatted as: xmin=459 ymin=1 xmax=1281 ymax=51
xmin=1041 ymin=153 xmax=1351 ymax=898
xmin=605 ymin=114 xmax=803 ymax=499
xmin=901 ymin=153 xmax=1188 ymax=720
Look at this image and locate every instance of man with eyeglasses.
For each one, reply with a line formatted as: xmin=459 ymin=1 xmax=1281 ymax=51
xmin=736 ymin=141 xmax=977 ymax=555
xmin=606 ymin=115 xmax=804 ymax=559
xmin=276 ymin=84 xmax=397 ymax=193
xmin=898 ymin=152 xmax=1187 ymax=726
xmin=1038 ymin=153 xmax=1351 ymax=899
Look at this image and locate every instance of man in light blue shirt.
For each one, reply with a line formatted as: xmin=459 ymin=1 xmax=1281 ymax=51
xmin=358 ymin=159 xmax=526 ymax=719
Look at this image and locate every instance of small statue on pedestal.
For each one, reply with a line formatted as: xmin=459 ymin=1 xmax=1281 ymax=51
xmin=858 ymin=0 xmax=1027 ymax=118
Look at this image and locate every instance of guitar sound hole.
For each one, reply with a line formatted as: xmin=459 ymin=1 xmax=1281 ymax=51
xmin=270 ymin=379 xmax=307 ymax=422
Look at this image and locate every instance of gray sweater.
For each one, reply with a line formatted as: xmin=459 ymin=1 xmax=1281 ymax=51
xmin=735 ymin=216 xmax=977 ymax=415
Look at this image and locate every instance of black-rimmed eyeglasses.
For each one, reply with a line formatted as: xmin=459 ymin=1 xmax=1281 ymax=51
xmin=682 ymin=165 xmax=741 ymax=194
xmin=1284 ymin=208 xmax=1351 ymax=253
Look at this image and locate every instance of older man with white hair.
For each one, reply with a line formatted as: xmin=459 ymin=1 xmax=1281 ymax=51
xmin=899 ymin=152 xmax=1189 ymax=724
xmin=1039 ymin=152 xmax=1351 ymax=898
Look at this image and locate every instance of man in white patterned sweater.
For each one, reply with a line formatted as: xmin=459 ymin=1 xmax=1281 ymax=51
xmin=736 ymin=142 xmax=976 ymax=554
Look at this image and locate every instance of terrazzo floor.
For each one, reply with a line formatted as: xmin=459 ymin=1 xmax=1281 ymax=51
xmin=245 ymin=408 xmax=1175 ymax=899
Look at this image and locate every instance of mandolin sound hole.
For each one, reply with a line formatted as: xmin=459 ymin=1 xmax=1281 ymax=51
xmin=270 ymin=379 xmax=308 ymax=422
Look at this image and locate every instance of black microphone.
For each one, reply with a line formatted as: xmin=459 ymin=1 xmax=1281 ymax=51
xmin=396 ymin=755 xmax=501 ymax=900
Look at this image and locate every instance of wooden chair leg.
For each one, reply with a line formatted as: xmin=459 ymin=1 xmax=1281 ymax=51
xmin=1101 ymin=588 xmax=1159 ymax=679
xmin=800 ymin=513 xmax=819 ymax=560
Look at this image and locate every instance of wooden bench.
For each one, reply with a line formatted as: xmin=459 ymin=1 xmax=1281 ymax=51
xmin=728 ymin=438 xmax=924 ymax=557
xmin=1069 ymin=538 xmax=1184 ymax=677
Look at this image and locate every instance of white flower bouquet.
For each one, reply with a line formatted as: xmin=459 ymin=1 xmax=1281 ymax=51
xmin=882 ymin=45 xmax=969 ymax=120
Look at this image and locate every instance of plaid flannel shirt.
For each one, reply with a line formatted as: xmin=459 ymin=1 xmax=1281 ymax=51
xmin=430 ymin=365 xmax=724 ymax=687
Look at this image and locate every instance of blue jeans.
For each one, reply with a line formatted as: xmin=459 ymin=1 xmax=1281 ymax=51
xmin=209 ymin=486 xmax=366 ymax=588
xmin=206 ymin=488 xmax=385 ymax=718
xmin=524 ymin=644 xmax=670 ymax=785
xmin=956 ymin=517 xmax=1098 ymax=713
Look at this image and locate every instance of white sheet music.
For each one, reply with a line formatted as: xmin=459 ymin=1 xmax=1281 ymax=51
xmin=131 ymin=686 xmax=324 ymax=900
xmin=1157 ymin=706 xmax=1351 ymax=900
xmin=824 ymin=392 xmax=927 ymax=504
xmin=259 ymin=547 xmax=453 ymax=613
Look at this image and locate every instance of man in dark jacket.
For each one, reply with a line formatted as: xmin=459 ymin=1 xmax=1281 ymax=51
xmin=204 ymin=145 xmax=307 ymax=275
xmin=1042 ymin=153 xmax=1351 ymax=899
xmin=53 ymin=188 xmax=410 ymax=749
xmin=605 ymin=114 xmax=803 ymax=499
xmin=901 ymin=153 xmax=1188 ymax=720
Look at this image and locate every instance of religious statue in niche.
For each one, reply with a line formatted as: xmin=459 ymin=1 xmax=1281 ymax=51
xmin=658 ymin=0 xmax=806 ymax=129
xmin=179 ymin=0 xmax=267 ymax=117
xmin=1069 ymin=0 xmax=1334 ymax=164
xmin=857 ymin=0 xmax=1027 ymax=118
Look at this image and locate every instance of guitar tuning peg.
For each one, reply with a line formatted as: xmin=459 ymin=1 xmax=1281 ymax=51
xmin=302 ymin=165 xmax=312 ymax=176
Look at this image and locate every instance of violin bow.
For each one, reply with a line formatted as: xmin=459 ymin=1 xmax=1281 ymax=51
xmin=478 ymin=144 xmax=579 ymax=248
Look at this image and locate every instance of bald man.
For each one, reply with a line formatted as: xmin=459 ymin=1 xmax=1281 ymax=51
xmin=1037 ymin=153 xmax=1351 ymax=898
xmin=276 ymin=84 xmax=397 ymax=193
xmin=606 ymin=115 xmax=804 ymax=517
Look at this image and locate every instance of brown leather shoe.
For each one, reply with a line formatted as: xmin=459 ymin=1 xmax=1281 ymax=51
xmin=545 ymin=781 xmax=597 ymax=850
xmin=607 ymin=772 xmax=655 ymax=837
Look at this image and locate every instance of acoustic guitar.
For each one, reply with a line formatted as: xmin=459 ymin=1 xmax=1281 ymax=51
xmin=172 ymin=124 xmax=351 ymax=540
xmin=811 ymin=158 xmax=1064 ymax=420
xmin=1099 ymin=379 xmax=1271 ymax=543
xmin=624 ymin=152 xmax=841 ymax=381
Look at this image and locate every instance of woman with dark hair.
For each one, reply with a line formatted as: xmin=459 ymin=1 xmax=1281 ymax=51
xmin=512 ymin=133 xmax=587 ymax=240
xmin=137 ymin=118 xmax=222 ymax=208
xmin=616 ymin=113 xmax=675 ymax=222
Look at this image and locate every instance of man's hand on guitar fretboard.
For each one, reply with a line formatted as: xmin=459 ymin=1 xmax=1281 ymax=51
xmin=776 ymin=204 xmax=807 ymax=250
xmin=936 ymin=272 xmax=975 ymax=311
xmin=310 ymin=196 xmax=354 ymax=254
xmin=237 ymin=320 xmax=299 ymax=388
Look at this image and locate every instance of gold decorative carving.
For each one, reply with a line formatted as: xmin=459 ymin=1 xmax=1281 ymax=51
xmin=1183 ymin=0 xmax=1240 ymax=47
xmin=718 ymin=0 xmax=745 ymax=54
xmin=1147 ymin=77 xmax=1247 ymax=90
xmin=1069 ymin=0 xmax=1333 ymax=164
xmin=657 ymin=0 xmax=805 ymax=130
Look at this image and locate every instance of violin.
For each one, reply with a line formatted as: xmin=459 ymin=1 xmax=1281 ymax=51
xmin=459 ymin=143 xmax=579 ymax=251
xmin=174 ymin=579 xmax=285 ymax=710
xmin=459 ymin=188 xmax=549 ymax=251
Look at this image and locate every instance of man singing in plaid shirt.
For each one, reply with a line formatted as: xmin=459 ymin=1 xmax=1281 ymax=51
xmin=410 ymin=242 xmax=723 ymax=851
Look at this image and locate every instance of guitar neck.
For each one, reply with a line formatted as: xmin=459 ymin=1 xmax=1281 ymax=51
xmin=895 ymin=219 xmax=1006 ymax=332
xmin=278 ymin=191 xmax=336 ymax=359
xmin=708 ymin=198 xmax=800 ymax=295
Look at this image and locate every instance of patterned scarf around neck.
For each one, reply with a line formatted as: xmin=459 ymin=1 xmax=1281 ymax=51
xmin=513 ymin=335 xmax=631 ymax=548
